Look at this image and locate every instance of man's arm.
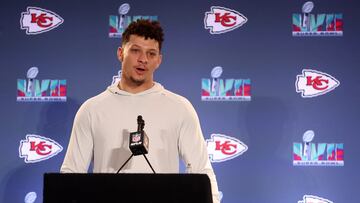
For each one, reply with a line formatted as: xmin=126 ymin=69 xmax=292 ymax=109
xmin=60 ymin=102 xmax=93 ymax=173
xmin=178 ymin=99 xmax=220 ymax=203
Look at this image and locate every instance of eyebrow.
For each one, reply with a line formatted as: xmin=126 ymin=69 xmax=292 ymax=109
xmin=129 ymin=44 xmax=159 ymax=52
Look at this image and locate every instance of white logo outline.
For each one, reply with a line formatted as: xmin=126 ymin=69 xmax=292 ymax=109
xmin=19 ymin=134 xmax=63 ymax=163
xmin=20 ymin=7 xmax=64 ymax=35
xmin=206 ymin=133 xmax=248 ymax=163
xmin=204 ymin=6 xmax=247 ymax=34
xmin=295 ymin=69 xmax=340 ymax=98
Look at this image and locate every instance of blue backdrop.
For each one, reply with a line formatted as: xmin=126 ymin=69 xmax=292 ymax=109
xmin=1 ymin=0 xmax=360 ymax=202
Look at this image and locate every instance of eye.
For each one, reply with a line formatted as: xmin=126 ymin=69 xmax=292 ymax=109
xmin=148 ymin=52 xmax=157 ymax=57
xmin=147 ymin=51 xmax=159 ymax=58
xmin=130 ymin=48 xmax=140 ymax=53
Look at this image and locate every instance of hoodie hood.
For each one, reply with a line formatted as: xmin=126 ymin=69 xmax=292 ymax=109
xmin=107 ymin=81 xmax=164 ymax=96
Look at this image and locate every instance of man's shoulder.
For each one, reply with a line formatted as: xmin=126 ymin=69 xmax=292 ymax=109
xmin=160 ymin=88 xmax=199 ymax=122
xmin=161 ymin=88 xmax=191 ymax=105
xmin=160 ymin=88 xmax=196 ymax=114
xmin=80 ymin=89 xmax=111 ymax=109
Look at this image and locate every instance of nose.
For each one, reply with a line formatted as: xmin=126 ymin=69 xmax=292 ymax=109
xmin=138 ymin=51 xmax=148 ymax=64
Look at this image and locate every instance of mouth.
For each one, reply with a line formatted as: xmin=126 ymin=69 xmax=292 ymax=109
xmin=135 ymin=66 xmax=146 ymax=75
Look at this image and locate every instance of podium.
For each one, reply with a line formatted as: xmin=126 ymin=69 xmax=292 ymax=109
xmin=43 ymin=173 xmax=213 ymax=203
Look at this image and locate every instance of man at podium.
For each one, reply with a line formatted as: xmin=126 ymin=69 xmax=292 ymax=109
xmin=60 ymin=19 xmax=220 ymax=203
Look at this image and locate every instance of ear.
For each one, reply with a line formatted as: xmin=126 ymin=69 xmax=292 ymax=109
xmin=117 ymin=47 xmax=123 ymax=62
xmin=155 ymin=54 xmax=163 ymax=70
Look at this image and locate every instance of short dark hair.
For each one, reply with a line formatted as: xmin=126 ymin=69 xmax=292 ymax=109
xmin=122 ymin=19 xmax=164 ymax=51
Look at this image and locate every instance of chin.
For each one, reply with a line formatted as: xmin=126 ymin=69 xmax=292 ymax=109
xmin=130 ymin=77 xmax=146 ymax=86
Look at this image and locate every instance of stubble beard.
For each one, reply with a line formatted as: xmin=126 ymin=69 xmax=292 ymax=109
xmin=129 ymin=76 xmax=145 ymax=86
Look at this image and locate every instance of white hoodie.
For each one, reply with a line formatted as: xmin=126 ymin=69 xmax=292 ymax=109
xmin=61 ymin=82 xmax=220 ymax=202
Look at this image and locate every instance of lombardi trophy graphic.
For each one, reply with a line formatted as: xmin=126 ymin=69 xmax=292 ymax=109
xmin=118 ymin=3 xmax=130 ymax=32
xmin=302 ymin=130 xmax=315 ymax=161
xmin=211 ymin=66 xmax=223 ymax=96
xmin=302 ymin=1 xmax=314 ymax=31
xmin=26 ymin=67 xmax=39 ymax=97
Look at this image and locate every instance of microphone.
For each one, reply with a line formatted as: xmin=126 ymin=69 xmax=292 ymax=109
xmin=116 ymin=115 xmax=155 ymax=174
xmin=129 ymin=115 xmax=149 ymax=155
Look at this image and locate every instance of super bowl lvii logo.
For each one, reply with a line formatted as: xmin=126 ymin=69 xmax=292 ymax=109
xmin=292 ymin=1 xmax=343 ymax=37
xmin=17 ymin=67 xmax=67 ymax=102
xmin=109 ymin=3 xmax=158 ymax=38
xmin=202 ymin=66 xmax=251 ymax=101
xmin=293 ymin=130 xmax=344 ymax=166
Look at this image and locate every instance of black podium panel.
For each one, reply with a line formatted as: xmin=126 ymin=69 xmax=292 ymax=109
xmin=43 ymin=173 xmax=213 ymax=203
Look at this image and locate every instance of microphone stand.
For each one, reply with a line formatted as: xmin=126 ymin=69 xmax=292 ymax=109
xmin=116 ymin=154 xmax=133 ymax=174
xmin=143 ymin=154 xmax=156 ymax=174
xmin=116 ymin=154 xmax=156 ymax=174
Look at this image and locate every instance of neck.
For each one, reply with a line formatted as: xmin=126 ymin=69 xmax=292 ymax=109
xmin=118 ymin=80 xmax=155 ymax=94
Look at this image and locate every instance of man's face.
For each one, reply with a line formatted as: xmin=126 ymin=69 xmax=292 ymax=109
xmin=117 ymin=35 xmax=162 ymax=87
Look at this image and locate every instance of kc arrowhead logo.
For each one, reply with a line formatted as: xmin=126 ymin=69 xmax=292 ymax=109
xmin=206 ymin=133 xmax=248 ymax=162
xmin=20 ymin=7 xmax=64 ymax=35
xmin=298 ymin=195 xmax=333 ymax=203
xmin=19 ymin=134 xmax=63 ymax=163
xmin=204 ymin=6 xmax=247 ymax=34
xmin=296 ymin=69 xmax=340 ymax=98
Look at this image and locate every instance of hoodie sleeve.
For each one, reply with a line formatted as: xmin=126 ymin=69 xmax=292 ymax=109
xmin=60 ymin=101 xmax=94 ymax=173
xmin=178 ymin=99 xmax=220 ymax=203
